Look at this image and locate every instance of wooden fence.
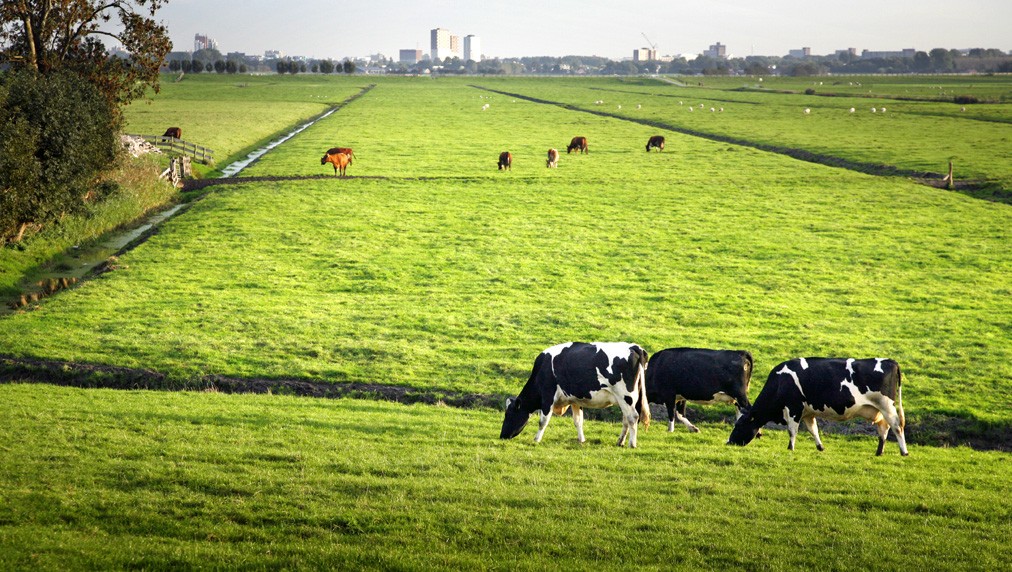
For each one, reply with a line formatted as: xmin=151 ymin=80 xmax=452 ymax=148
xmin=130 ymin=135 xmax=214 ymax=164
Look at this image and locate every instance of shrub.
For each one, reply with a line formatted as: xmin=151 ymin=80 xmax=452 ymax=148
xmin=953 ymin=95 xmax=979 ymax=104
xmin=804 ymin=88 xmax=816 ymax=95
xmin=0 ymin=70 xmax=117 ymax=244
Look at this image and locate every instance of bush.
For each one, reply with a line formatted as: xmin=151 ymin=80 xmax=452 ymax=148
xmin=0 ymin=71 xmax=117 ymax=244
xmin=953 ymin=95 xmax=979 ymax=104
xmin=804 ymin=88 xmax=816 ymax=95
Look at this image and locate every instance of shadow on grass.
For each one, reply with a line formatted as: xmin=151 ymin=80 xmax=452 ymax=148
xmin=2 ymin=354 xmax=1009 ymax=453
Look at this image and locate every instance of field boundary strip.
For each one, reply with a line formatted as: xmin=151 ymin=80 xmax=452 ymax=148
xmin=472 ymin=85 xmax=1005 ymax=195
xmin=2 ymin=354 xmax=1010 ymax=452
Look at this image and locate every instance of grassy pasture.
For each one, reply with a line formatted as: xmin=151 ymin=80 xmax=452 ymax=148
xmin=477 ymin=76 xmax=1012 ymax=194
xmin=123 ymin=74 xmax=369 ymax=171
xmin=1 ymin=385 xmax=1009 ymax=570
xmin=694 ymin=74 xmax=1012 ymax=102
xmin=1 ymin=79 xmax=1009 ymax=426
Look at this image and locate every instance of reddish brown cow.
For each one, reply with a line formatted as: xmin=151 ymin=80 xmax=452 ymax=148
xmin=567 ymin=136 xmax=588 ymax=154
xmin=546 ymin=148 xmax=559 ymax=168
xmin=498 ymin=151 xmax=512 ymax=170
xmin=646 ymin=136 xmax=665 ymax=152
xmin=323 ymin=147 xmax=355 ymax=165
xmin=322 ymin=152 xmax=352 ymax=177
xmin=163 ymin=127 xmax=182 ymax=139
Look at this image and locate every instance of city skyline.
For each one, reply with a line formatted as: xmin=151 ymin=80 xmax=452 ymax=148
xmin=156 ymin=0 xmax=1011 ymax=60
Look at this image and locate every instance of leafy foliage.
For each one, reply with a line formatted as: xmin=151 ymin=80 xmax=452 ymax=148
xmin=0 ymin=70 xmax=116 ymax=243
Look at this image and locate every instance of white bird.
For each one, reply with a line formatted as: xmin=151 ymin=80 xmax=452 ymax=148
xmin=804 ymin=108 xmax=811 ymax=114
xmin=881 ymin=107 xmax=887 ymax=113
xmin=617 ymin=105 xmax=622 ymax=110
xmin=689 ymin=107 xmax=694 ymax=112
xmin=710 ymin=107 xmax=715 ymax=112
xmin=871 ymin=107 xmax=877 ymax=113
xmin=849 ymin=107 xmax=856 ymax=113
xmin=719 ymin=107 xmax=724 ymax=112
xmin=636 ymin=104 xmax=642 ymax=109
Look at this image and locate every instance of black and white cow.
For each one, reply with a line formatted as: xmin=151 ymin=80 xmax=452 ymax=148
xmin=727 ymin=357 xmax=908 ymax=456
xmin=500 ymin=342 xmax=651 ymax=447
xmin=645 ymin=348 xmax=753 ymax=433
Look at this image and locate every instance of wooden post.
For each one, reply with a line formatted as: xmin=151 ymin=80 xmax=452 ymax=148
xmin=947 ymin=161 xmax=954 ymax=190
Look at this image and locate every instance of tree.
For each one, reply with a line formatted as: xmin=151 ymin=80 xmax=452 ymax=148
xmin=167 ymin=59 xmax=180 ymax=72
xmin=343 ymin=59 xmax=355 ymax=74
xmin=213 ymin=60 xmax=225 ymax=73
xmin=276 ymin=60 xmax=287 ymax=74
xmin=319 ymin=59 xmax=334 ymax=74
xmin=0 ymin=0 xmax=172 ymax=108
xmin=0 ymin=70 xmax=116 ymax=244
xmin=225 ymin=60 xmax=237 ymax=74
xmin=189 ymin=59 xmax=201 ymax=73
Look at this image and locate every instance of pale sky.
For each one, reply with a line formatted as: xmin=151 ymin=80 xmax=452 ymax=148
xmin=158 ymin=0 xmax=1011 ymax=60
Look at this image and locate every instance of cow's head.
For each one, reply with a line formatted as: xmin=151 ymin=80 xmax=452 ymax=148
xmin=727 ymin=413 xmax=762 ymax=446
xmin=500 ymin=397 xmax=529 ymax=439
xmin=320 ymin=155 xmax=329 ymax=165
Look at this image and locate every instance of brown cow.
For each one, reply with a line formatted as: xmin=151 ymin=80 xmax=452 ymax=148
xmin=567 ymin=136 xmax=588 ymax=154
xmin=322 ymin=152 xmax=351 ymax=177
xmin=498 ymin=151 xmax=512 ymax=171
xmin=646 ymin=135 xmax=665 ymax=152
xmin=323 ymin=147 xmax=355 ymax=165
xmin=163 ymin=127 xmax=182 ymax=139
xmin=546 ymin=148 xmax=559 ymax=168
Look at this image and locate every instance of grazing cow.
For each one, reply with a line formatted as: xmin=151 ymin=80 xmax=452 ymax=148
xmin=323 ymin=147 xmax=355 ymax=165
xmin=646 ymin=135 xmax=665 ymax=152
xmin=498 ymin=151 xmax=512 ymax=171
xmin=567 ymin=136 xmax=588 ymax=154
xmin=500 ymin=342 xmax=651 ymax=447
xmin=546 ymin=148 xmax=559 ymax=168
xmin=645 ymin=348 xmax=753 ymax=433
xmin=727 ymin=358 xmax=908 ymax=456
xmin=321 ymin=152 xmax=351 ymax=177
xmin=162 ymin=127 xmax=181 ymax=140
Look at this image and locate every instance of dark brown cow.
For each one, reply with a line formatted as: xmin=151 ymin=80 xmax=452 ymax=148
xmin=322 ymin=152 xmax=351 ymax=177
xmin=498 ymin=151 xmax=512 ymax=170
xmin=323 ymin=147 xmax=355 ymax=165
xmin=546 ymin=148 xmax=559 ymax=168
xmin=567 ymin=136 xmax=588 ymax=154
xmin=646 ymin=136 xmax=665 ymax=152
xmin=163 ymin=127 xmax=182 ymax=139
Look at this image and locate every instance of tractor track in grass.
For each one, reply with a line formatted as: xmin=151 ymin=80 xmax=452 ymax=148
xmin=472 ymin=85 xmax=1009 ymax=201
xmin=2 ymin=354 xmax=1010 ymax=453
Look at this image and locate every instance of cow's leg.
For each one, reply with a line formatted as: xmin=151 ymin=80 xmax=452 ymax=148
xmin=880 ymin=407 xmax=909 ymax=456
xmin=802 ymin=416 xmax=824 ymax=451
xmin=665 ymin=401 xmax=676 ymax=432
xmin=874 ymin=418 xmax=890 ymax=456
xmin=674 ymin=400 xmax=700 ymax=433
xmin=618 ymin=401 xmax=640 ymax=448
xmin=785 ymin=415 xmax=800 ymax=451
xmin=533 ymin=410 xmax=553 ymax=443
xmin=572 ymin=405 xmax=586 ymax=443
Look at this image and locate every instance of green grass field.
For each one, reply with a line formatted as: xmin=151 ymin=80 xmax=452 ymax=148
xmin=1 ymin=74 xmax=1011 ymax=569
xmin=1 ymin=385 xmax=1009 ymax=570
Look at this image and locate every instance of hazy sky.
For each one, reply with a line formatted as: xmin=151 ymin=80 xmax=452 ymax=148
xmin=158 ymin=0 xmax=1011 ymax=59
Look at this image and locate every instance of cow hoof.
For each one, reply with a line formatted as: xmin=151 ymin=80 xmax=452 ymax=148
xmin=902 ymin=452 xmax=910 ymax=457
xmin=817 ymin=444 xmax=825 ymax=452
xmin=689 ymin=426 xmax=701 ymax=433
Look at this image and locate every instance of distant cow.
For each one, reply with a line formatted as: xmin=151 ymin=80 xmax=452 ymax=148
xmin=728 ymin=358 xmax=908 ymax=456
xmin=323 ymin=147 xmax=354 ymax=165
xmin=163 ymin=127 xmax=181 ymax=140
xmin=546 ymin=148 xmax=559 ymax=168
xmin=498 ymin=151 xmax=512 ymax=170
xmin=321 ymin=152 xmax=351 ymax=177
xmin=646 ymin=135 xmax=665 ymax=152
xmin=567 ymin=136 xmax=588 ymax=154
xmin=645 ymin=348 xmax=753 ymax=433
xmin=500 ymin=342 xmax=651 ymax=447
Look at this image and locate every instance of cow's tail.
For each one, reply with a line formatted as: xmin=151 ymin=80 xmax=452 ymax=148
xmin=896 ymin=364 xmax=905 ymax=430
xmin=636 ymin=348 xmax=650 ymax=429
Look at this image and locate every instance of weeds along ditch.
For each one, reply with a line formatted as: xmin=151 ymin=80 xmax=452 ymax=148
xmin=0 ymin=75 xmax=1010 ymax=568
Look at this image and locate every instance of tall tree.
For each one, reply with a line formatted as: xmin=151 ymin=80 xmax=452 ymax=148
xmin=0 ymin=0 xmax=172 ymax=108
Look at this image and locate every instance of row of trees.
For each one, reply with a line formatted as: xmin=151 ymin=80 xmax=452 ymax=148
xmin=1 ymin=0 xmax=170 ymax=245
xmin=276 ymin=59 xmax=355 ymax=74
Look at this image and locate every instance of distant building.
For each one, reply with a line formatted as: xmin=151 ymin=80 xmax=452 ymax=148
xmin=431 ymin=28 xmax=451 ymax=60
xmin=264 ymin=50 xmax=283 ymax=60
xmin=704 ymin=42 xmax=727 ymax=59
xmin=835 ymin=48 xmax=858 ymax=59
xmin=788 ymin=47 xmax=811 ymax=59
xmin=633 ymin=48 xmax=657 ymax=62
xmin=400 ymin=49 xmax=423 ymax=64
xmin=861 ymin=48 xmax=916 ymax=59
xmin=464 ymin=35 xmax=481 ymax=62
xmin=194 ymin=34 xmax=217 ymax=52
xmin=449 ymin=35 xmax=463 ymax=59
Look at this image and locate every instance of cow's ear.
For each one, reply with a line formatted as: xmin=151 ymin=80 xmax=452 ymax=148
xmin=506 ymin=397 xmax=515 ymax=409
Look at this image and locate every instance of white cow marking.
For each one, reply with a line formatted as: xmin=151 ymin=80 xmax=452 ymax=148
xmin=544 ymin=342 xmax=574 ymax=377
xmin=778 ymin=365 xmax=805 ymax=397
xmin=846 ymin=358 xmax=856 ymax=376
xmin=798 ymin=358 xmax=809 ymax=370
xmin=591 ymin=342 xmax=636 ymax=376
xmin=874 ymin=358 xmax=885 ymax=373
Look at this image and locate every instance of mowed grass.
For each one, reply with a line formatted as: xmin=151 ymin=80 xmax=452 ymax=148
xmin=479 ymin=76 xmax=1012 ymax=192
xmin=1 ymin=384 xmax=1009 ymax=570
xmin=1 ymin=81 xmax=1009 ymax=425
xmin=123 ymin=74 xmax=369 ymax=169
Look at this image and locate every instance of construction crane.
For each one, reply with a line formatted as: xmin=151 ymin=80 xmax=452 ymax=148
xmin=641 ymin=33 xmax=658 ymax=52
